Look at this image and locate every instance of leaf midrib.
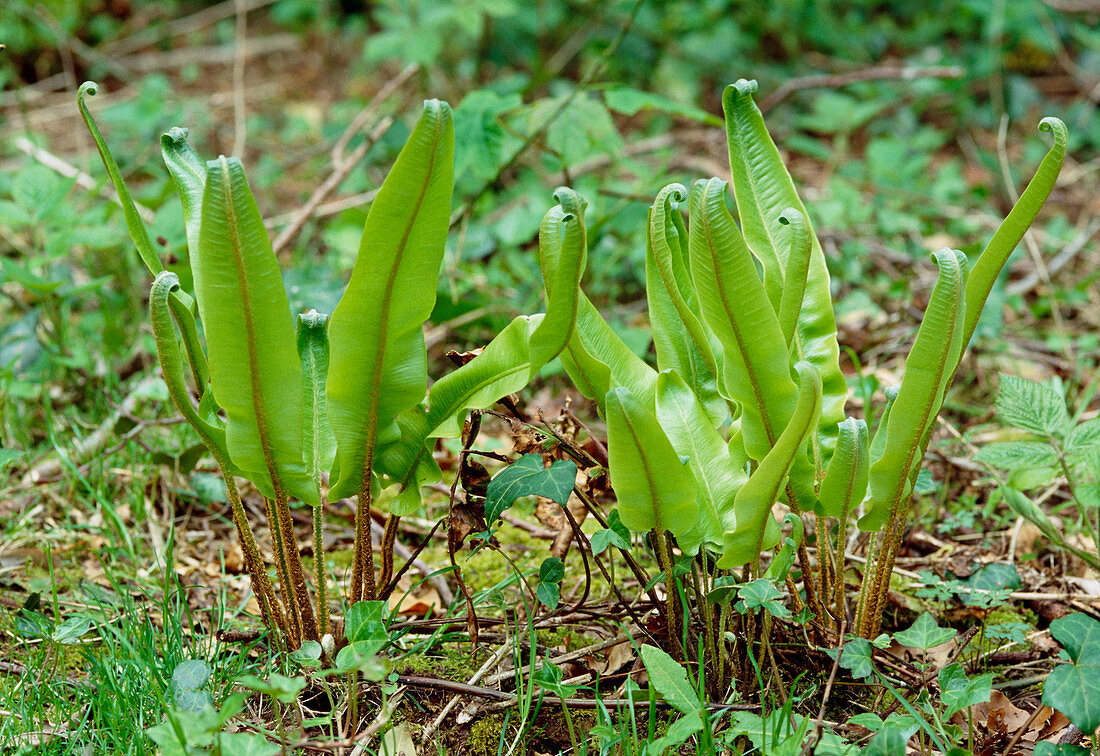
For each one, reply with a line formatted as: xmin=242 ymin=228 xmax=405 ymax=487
xmin=357 ymin=114 xmax=444 ymax=493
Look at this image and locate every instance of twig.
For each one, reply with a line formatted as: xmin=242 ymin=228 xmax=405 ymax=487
xmin=396 ymin=674 xmax=758 ymax=712
xmin=759 ymin=65 xmax=964 ymax=111
xmin=118 ymin=35 xmax=299 ymax=72
xmin=1006 ymin=217 xmax=1100 ymax=295
xmin=421 ymin=640 xmax=513 ymax=740
xmin=22 ymin=376 xmax=160 ymax=485
xmin=104 ymin=0 xmax=282 ymax=56
xmin=270 ymin=117 xmax=394 ymax=253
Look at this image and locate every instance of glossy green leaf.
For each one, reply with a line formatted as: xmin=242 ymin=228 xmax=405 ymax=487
xmin=655 ymin=370 xmax=744 ymax=553
xmin=763 ymin=513 xmax=804 ymax=582
xmin=817 ymin=417 xmax=869 ymax=518
xmin=718 ymin=361 xmax=821 ymax=568
xmin=894 ymin=612 xmax=955 ymax=650
xmin=77 ymin=82 xmax=164 ymax=276
xmin=384 ymin=192 xmax=587 ymax=506
xmin=687 ymin=177 xmax=796 ymax=462
xmin=161 ymin=127 xmax=207 ymax=263
xmin=196 ymin=156 xmax=311 ymax=504
xmin=149 ymin=272 xmax=231 ymax=467
xmin=416 ymin=186 xmax=586 ymax=439
xmin=297 ymin=311 xmax=336 ymax=487
xmin=1043 ymin=613 xmax=1100 ymax=733
xmin=326 ymin=100 xmax=454 ymax=501
xmin=605 ymin=386 xmax=697 ymax=538
xmin=776 ymin=208 xmax=811 ymax=350
xmin=962 ymin=118 xmax=1066 ymax=350
xmin=484 ymin=453 xmax=577 ymax=525
xmin=860 ymin=249 xmax=968 ymax=531
xmin=646 ymin=186 xmax=725 ymax=426
xmin=722 ymin=79 xmax=846 ymax=448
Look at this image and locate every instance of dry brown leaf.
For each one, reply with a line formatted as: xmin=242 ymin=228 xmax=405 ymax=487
xmin=951 ymin=689 xmax=1029 ymax=735
xmin=379 ymin=722 xmax=417 ymax=756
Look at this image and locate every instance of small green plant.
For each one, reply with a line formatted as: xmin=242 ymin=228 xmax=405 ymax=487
xmin=533 ymin=78 xmax=1065 ymax=662
xmin=78 ymin=80 xmax=587 ymax=653
xmin=975 ymin=374 xmax=1100 ymax=570
xmin=836 ymin=612 xmax=993 ymax=754
xmin=1042 ymin=612 xmax=1100 ymax=747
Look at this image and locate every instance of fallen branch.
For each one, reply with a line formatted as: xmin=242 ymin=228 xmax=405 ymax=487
xmin=759 ymin=65 xmax=964 ymax=112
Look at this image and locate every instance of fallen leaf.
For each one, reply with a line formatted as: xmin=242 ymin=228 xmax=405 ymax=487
xmin=379 ymin=722 xmax=417 ymax=756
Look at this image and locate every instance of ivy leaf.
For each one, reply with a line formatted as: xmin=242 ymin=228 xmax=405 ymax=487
xmin=938 ymin=663 xmax=993 ymax=719
xmin=834 ymin=638 xmax=874 ymax=680
xmin=484 ymin=454 xmax=576 ymax=525
xmin=1034 ymin=744 xmax=1091 ymax=756
xmin=734 ymin=578 xmax=790 ymax=619
xmin=894 ymin=612 xmax=956 ymax=651
xmin=590 ymin=524 xmax=630 ymax=554
xmin=532 ymin=661 xmax=580 ymax=698
xmin=216 ymin=732 xmax=281 ymax=756
xmin=1042 ymin=612 xmax=1100 ymax=733
xmin=639 ymin=644 xmax=701 ymax=716
xmin=537 ymin=557 xmax=565 ymax=609
xmin=289 ymin=640 xmax=323 ymax=669
xmin=962 ymin=563 xmax=1020 ymax=607
xmin=996 ymin=375 xmax=1070 ymax=437
xmin=344 ymin=600 xmax=389 ymax=649
xmin=536 ymin=582 xmax=561 ymax=610
xmin=171 ymin=660 xmax=211 ymax=691
xmin=861 ymin=727 xmax=908 ymax=756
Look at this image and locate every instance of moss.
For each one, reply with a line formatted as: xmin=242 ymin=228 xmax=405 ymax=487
xmin=466 ymin=712 xmax=509 ymax=756
xmin=399 ymin=645 xmax=484 ymax=682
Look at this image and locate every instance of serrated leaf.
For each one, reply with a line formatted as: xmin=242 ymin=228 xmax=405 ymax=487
xmin=996 ymin=375 xmax=1070 ymax=438
xmin=1066 ymin=418 xmax=1100 ymax=452
xmin=894 ymin=612 xmax=956 ymax=651
xmin=639 ymin=644 xmax=701 ymax=716
xmin=1042 ymin=612 xmax=1100 ymax=733
xmin=484 ymin=454 xmax=577 ymax=525
xmin=974 ymin=440 xmax=1057 ymax=470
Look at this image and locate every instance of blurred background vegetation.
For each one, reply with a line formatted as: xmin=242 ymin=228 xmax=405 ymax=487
xmin=1 ymin=0 xmax=1098 ymax=538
